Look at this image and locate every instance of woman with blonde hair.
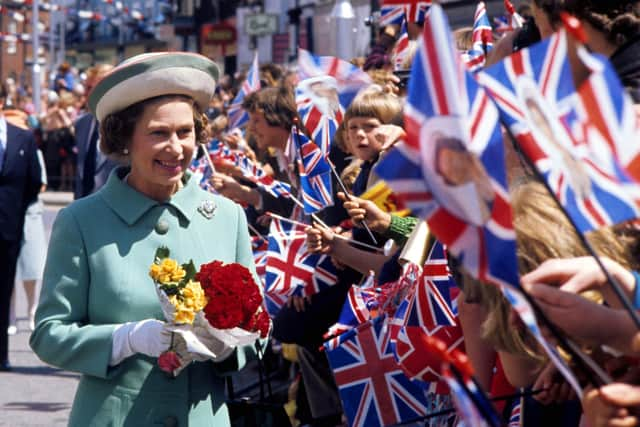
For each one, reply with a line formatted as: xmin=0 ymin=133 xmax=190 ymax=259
xmin=457 ymin=179 xmax=639 ymax=410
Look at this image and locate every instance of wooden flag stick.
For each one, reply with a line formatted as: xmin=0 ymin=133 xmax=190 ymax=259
xmin=199 ymin=143 xmax=217 ymax=174
xmin=266 ymin=212 xmax=386 ymax=253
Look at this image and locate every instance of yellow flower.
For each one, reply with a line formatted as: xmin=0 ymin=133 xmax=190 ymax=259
xmin=149 ymin=263 xmax=163 ymax=281
xmin=174 ymin=307 xmax=196 ymax=324
xmin=161 ymin=258 xmax=179 ymax=272
xmin=183 ymin=281 xmax=207 ymax=311
xmin=162 ymin=281 xmax=207 ymax=325
xmin=150 ymin=257 xmax=187 ymax=284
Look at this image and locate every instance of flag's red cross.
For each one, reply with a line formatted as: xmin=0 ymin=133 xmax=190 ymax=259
xmin=333 ymin=323 xmax=399 ymax=426
xmin=266 ymin=238 xmax=313 ymax=293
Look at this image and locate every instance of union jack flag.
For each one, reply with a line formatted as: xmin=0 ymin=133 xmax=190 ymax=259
xmin=296 ymin=75 xmax=343 ymax=155
xmin=325 ymin=316 xmax=430 ymax=427
xmin=227 ymin=52 xmax=261 ymax=130
xmin=292 ymin=127 xmax=334 ymax=214
xmin=265 ymin=218 xmax=337 ymax=300
xmin=253 ymin=234 xmax=287 ymax=317
xmin=209 ymin=141 xmax=242 ymax=166
xmin=508 ymin=398 xmax=522 ymax=427
xmin=297 ymin=48 xmax=372 ymax=110
xmin=380 ymin=0 xmax=431 ymax=25
xmin=392 ymin=20 xmax=410 ymax=71
xmin=394 ymin=241 xmax=464 ymax=385
xmin=189 ymin=143 xmax=218 ymax=193
xmin=463 ymin=2 xmax=494 ymax=72
xmin=374 ymin=4 xmax=520 ymax=290
xmin=477 ymin=29 xmax=640 ymax=233
xmin=236 ymin=155 xmax=293 ymax=199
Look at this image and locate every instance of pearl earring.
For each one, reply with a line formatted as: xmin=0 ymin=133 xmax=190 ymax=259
xmin=122 ymin=148 xmax=129 ymax=155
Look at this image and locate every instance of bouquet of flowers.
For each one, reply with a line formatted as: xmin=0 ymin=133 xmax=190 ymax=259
xmin=149 ymin=247 xmax=271 ymax=376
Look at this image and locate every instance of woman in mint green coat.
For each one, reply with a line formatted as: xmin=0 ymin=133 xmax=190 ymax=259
xmin=30 ymin=52 xmax=258 ymax=426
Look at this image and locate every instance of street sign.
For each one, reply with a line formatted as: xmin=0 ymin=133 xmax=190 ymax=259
xmin=245 ymin=14 xmax=278 ymax=37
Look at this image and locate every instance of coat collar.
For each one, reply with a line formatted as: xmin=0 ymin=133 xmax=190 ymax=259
xmin=100 ymin=166 xmax=204 ymax=226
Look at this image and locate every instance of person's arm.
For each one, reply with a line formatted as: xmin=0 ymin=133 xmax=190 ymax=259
xmin=521 ymin=256 xmax=636 ymax=310
xmin=212 ymin=172 xmax=295 ymax=217
xmin=339 ymin=191 xmax=419 ymax=245
xmin=306 ymin=224 xmax=391 ymax=276
xmin=29 ymin=208 xmax=119 ymax=378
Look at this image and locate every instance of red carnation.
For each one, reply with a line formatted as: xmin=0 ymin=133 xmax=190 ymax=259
xmin=204 ymin=295 xmax=244 ymax=329
xmin=197 ymin=260 xmax=269 ymax=336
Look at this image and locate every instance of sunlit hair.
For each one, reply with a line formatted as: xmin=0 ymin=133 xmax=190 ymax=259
xmin=453 ymin=26 xmax=474 ymax=52
xmin=461 ymin=179 xmax=639 ymax=360
xmin=100 ymin=94 xmax=208 ymax=161
xmin=340 ymin=159 xmax=364 ymax=192
xmin=343 ymin=87 xmax=403 ymax=125
xmin=242 ymin=85 xmax=300 ymax=132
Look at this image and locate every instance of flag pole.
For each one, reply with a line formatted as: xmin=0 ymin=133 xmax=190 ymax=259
xmin=199 ymin=143 xmax=217 ymax=175
xmin=266 ymin=212 xmax=386 ymax=253
xmin=291 ymin=119 xmax=379 ymax=245
xmin=327 ymin=157 xmax=379 ymax=245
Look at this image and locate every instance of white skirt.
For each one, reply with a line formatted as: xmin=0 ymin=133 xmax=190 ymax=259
xmin=17 ymin=199 xmax=48 ymax=281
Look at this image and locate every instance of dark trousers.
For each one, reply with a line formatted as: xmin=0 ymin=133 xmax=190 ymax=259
xmin=0 ymin=239 xmax=20 ymax=363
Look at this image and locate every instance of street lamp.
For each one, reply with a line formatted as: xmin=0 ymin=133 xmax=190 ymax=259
xmin=330 ymin=0 xmax=355 ymax=60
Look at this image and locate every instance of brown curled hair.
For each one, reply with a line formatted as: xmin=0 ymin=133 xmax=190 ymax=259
xmin=99 ymin=94 xmax=209 ymax=161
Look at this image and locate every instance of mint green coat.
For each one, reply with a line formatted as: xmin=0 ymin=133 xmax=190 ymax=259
xmin=30 ymin=168 xmax=258 ymax=427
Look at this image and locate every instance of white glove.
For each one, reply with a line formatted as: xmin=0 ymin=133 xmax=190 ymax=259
xmin=110 ymin=319 xmax=172 ymax=366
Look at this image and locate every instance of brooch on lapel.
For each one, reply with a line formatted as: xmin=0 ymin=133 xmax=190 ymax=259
xmin=198 ymin=199 xmax=217 ymax=219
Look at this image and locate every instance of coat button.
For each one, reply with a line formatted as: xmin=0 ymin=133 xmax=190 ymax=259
xmin=163 ymin=415 xmax=178 ymax=427
xmin=155 ymin=219 xmax=169 ymax=235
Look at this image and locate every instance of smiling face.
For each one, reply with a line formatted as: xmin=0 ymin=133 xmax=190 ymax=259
xmin=126 ymin=97 xmax=196 ymax=201
xmin=346 ymin=116 xmax=384 ymax=162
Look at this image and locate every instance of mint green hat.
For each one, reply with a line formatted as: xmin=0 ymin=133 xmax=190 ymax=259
xmin=88 ymin=52 xmax=219 ymax=122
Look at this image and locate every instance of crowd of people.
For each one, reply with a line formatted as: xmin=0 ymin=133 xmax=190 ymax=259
xmin=0 ymin=0 xmax=639 ymax=426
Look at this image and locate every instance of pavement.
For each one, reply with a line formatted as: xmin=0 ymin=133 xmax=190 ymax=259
xmin=0 ymin=191 xmax=290 ymax=427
